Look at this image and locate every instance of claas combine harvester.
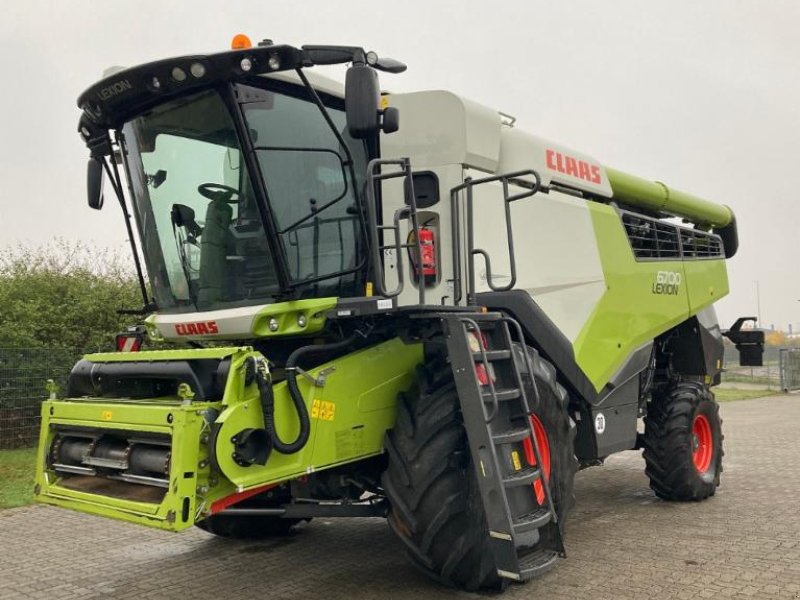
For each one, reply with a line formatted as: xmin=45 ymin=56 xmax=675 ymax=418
xmin=34 ymin=35 xmax=764 ymax=590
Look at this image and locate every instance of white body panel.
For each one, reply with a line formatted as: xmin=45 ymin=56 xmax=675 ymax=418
xmin=468 ymin=177 xmax=606 ymax=343
xmin=151 ymin=305 xmax=264 ymax=341
xmin=381 ymin=91 xmax=502 ymax=171
xmin=378 ymin=90 xmax=609 ymax=342
xmin=498 ymin=128 xmax=613 ymax=198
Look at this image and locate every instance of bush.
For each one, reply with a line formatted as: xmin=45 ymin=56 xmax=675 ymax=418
xmin=0 ymin=240 xmax=143 ymax=350
xmin=0 ymin=241 xmax=145 ymax=447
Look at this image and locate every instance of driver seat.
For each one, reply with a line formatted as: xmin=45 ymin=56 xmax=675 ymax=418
xmin=197 ymin=199 xmax=233 ymax=308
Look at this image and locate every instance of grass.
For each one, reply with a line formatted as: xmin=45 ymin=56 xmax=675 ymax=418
xmin=722 ymin=374 xmax=777 ymax=386
xmin=714 ymin=387 xmax=780 ymax=402
xmin=0 ymin=447 xmax=38 ymax=509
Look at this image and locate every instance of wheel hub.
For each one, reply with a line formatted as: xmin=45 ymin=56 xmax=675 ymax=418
xmin=691 ymin=414 xmax=713 ymax=474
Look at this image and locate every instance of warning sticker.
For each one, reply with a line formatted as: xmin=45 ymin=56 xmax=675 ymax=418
xmin=311 ymin=399 xmax=336 ymax=421
xmin=511 ymin=450 xmax=522 ymax=471
xmin=335 ymin=426 xmax=365 ymax=458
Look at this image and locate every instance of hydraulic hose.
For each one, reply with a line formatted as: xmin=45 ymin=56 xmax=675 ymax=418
xmin=259 ymin=333 xmax=360 ymax=454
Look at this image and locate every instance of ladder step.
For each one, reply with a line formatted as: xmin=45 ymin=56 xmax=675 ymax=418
xmin=481 ymin=388 xmax=521 ymax=402
xmin=512 ymin=508 xmax=552 ymax=533
xmin=492 ymin=427 xmax=531 ymax=445
xmin=503 ymin=465 xmax=542 ymax=487
xmin=518 ymin=548 xmax=560 ymax=581
xmin=472 ymin=349 xmax=512 ymax=362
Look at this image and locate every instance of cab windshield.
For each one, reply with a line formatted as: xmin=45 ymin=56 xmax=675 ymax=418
xmin=122 ymin=83 xmax=367 ymax=314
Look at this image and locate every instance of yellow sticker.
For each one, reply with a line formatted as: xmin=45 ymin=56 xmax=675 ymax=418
xmin=511 ymin=450 xmax=522 ymax=471
xmin=311 ymin=399 xmax=335 ymax=421
xmin=365 ymin=281 xmax=373 ymax=297
xmin=101 ymin=410 xmax=113 ymax=421
xmin=380 ymin=95 xmax=390 ymax=110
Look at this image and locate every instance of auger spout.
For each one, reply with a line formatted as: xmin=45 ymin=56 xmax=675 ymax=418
xmin=606 ymin=167 xmax=734 ymax=228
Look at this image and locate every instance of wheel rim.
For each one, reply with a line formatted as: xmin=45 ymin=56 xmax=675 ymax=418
xmin=522 ymin=415 xmax=551 ymax=504
xmin=692 ymin=414 xmax=713 ymax=474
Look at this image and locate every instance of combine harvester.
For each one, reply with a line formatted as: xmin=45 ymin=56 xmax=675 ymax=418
xmin=35 ymin=35 xmax=762 ymax=590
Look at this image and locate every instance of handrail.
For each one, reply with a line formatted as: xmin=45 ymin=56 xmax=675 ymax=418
xmin=364 ymin=158 xmax=425 ymax=303
xmin=449 ymin=169 xmax=542 ymax=305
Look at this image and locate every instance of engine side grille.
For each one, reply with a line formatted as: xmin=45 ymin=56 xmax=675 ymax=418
xmin=621 ymin=212 xmax=723 ymax=261
xmin=680 ymin=229 xmax=724 ymax=259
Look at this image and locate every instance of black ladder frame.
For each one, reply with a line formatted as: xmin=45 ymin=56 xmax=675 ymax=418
xmin=443 ymin=311 xmax=564 ymax=581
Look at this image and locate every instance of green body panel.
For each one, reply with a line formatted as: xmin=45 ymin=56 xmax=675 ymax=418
xmin=249 ymin=298 xmax=338 ymax=338
xmin=34 ymin=339 xmax=422 ymax=531
xmin=572 ymin=203 xmax=729 ymax=391
xmin=682 ymin=258 xmax=729 ymax=312
xmin=606 ymin=167 xmax=733 ymax=228
xmin=214 ymin=337 xmax=421 ymax=490
xmin=83 ymin=346 xmax=251 ymax=362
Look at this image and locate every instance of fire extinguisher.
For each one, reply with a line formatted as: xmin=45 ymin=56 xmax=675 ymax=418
xmin=419 ymin=227 xmax=436 ymax=277
xmin=410 ymin=224 xmax=437 ymax=285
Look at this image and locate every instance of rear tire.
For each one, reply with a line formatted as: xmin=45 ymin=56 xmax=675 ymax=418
xmin=643 ymin=381 xmax=723 ymax=501
xmin=382 ymin=348 xmax=576 ymax=591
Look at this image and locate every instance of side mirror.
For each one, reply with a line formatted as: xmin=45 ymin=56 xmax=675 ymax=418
xmin=87 ymin=157 xmax=105 ymax=210
xmin=345 ymin=64 xmax=380 ymax=139
xmin=382 ymin=106 xmax=400 ymax=134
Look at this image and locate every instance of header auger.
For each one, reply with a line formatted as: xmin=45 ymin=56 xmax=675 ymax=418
xmin=35 ymin=34 xmax=762 ymax=591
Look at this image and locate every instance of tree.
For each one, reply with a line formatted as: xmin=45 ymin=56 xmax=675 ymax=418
xmin=765 ymin=330 xmax=788 ymax=347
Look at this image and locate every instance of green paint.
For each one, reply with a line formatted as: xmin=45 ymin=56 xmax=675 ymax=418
xmin=34 ymin=338 xmax=422 ymax=531
xmin=572 ymin=203 xmax=729 ymax=391
xmin=85 ymin=346 xmax=250 ymax=363
xmin=35 ymin=398 xmax=220 ymax=531
xmin=606 ymin=167 xmax=733 ymax=228
xmin=250 ymin=298 xmax=338 ymax=337
xmin=213 ymin=337 xmax=421 ymax=490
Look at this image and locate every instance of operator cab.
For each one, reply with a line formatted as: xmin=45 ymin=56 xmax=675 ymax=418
xmin=122 ymin=83 xmax=366 ymax=312
xmin=78 ymin=40 xmax=403 ymax=315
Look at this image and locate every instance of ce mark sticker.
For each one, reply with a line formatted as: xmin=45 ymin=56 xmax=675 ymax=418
xmin=594 ymin=412 xmax=606 ymax=435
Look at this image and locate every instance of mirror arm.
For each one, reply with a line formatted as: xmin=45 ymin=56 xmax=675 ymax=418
xmin=102 ymin=140 xmax=152 ymax=311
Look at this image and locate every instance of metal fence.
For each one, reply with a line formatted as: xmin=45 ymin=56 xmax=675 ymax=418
xmin=722 ymin=345 xmax=781 ymax=388
xmin=0 ymin=348 xmax=87 ymax=449
xmin=779 ymin=348 xmax=800 ymax=392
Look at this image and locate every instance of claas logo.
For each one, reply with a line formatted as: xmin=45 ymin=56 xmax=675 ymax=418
xmin=546 ymin=149 xmax=602 ymax=184
xmin=174 ymin=321 xmax=219 ymax=335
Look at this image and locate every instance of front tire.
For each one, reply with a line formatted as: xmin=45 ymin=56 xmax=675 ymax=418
xmin=382 ymin=349 xmax=576 ymax=591
xmin=643 ymin=381 xmax=723 ymax=501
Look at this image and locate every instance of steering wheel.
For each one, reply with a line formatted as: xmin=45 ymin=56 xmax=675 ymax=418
xmin=198 ymin=183 xmax=240 ymax=204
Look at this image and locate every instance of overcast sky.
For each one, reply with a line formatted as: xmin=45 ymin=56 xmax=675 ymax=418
xmin=2 ymin=1 xmax=798 ymax=329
